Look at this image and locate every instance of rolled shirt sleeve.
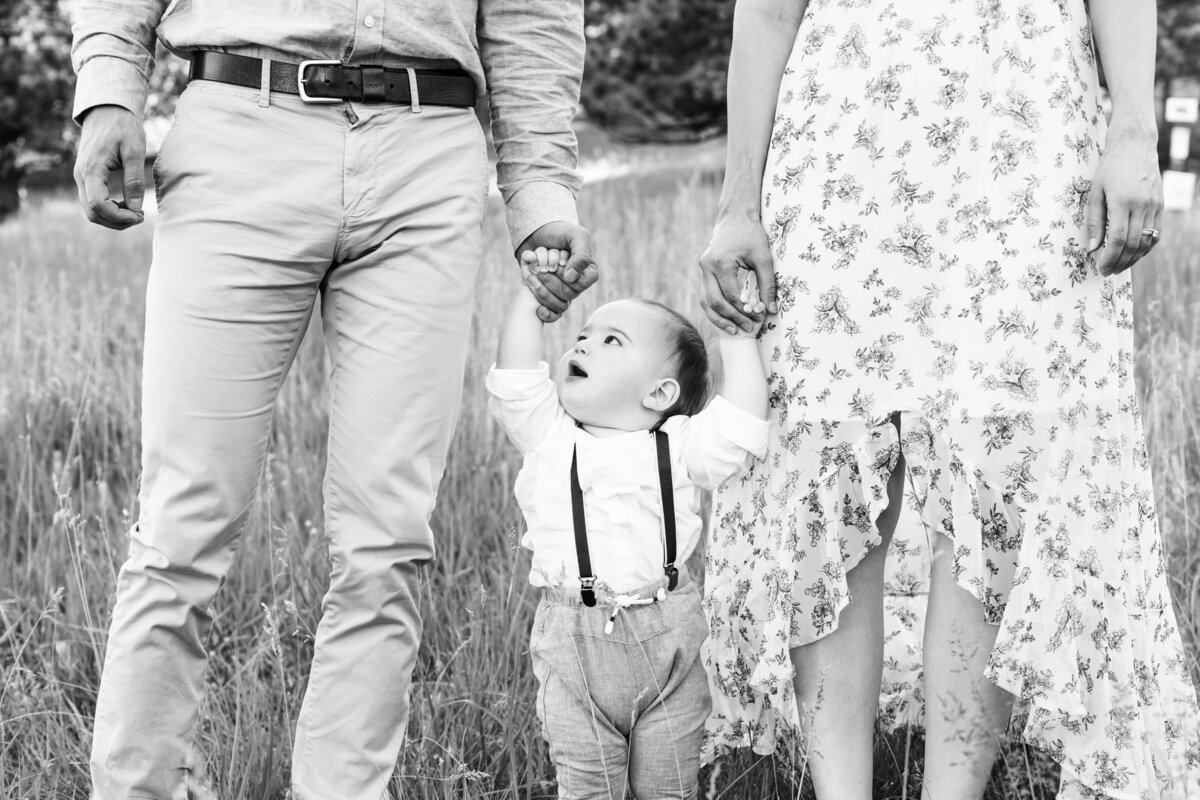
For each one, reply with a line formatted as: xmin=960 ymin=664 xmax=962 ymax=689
xmin=70 ymin=0 xmax=168 ymax=122
xmin=485 ymin=362 xmax=567 ymax=454
xmin=477 ymin=0 xmax=584 ymax=249
xmin=668 ymin=395 xmax=771 ymax=491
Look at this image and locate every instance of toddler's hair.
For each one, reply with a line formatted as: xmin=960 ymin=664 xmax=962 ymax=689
xmin=634 ymin=299 xmax=710 ymax=418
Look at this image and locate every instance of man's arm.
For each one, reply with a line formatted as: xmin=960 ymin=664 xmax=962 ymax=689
xmin=477 ymin=0 xmax=584 ymax=250
xmin=70 ymin=0 xmax=168 ymax=229
xmin=477 ymin=0 xmax=597 ymax=321
xmin=72 ymin=0 xmax=167 ymax=122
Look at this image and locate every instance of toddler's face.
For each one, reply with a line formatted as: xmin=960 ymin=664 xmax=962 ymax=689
xmin=555 ymin=300 xmax=675 ymax=429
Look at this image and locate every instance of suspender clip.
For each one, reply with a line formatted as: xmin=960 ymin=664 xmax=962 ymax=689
xmin=579 ymin=576 xmax=597 ymax=607
xmin=664 ymin=563 xmax=679 ymax=591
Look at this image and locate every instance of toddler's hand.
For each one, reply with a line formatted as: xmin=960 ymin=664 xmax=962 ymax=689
xmin=732 ymin=271 xmax=765 ymax=337
xmin=521 ymin=247 xmax=570 ymax=275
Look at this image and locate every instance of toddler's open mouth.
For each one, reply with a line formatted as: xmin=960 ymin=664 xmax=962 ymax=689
xmin=567 ymin=360 xmax=588 ymax=379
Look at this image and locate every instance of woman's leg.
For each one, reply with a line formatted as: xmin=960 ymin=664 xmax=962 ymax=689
xmin=920 ymin=532 xmax=1015 ymax=799
xmin=789 ymin=452 xmax=906 ymax=800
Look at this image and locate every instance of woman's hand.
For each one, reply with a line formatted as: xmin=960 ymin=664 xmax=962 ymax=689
xmin=701 ymin=0 xmax=803 ymax=334
xmin=1086 ymin=122 xmax=1163 ymax=276
xmin=699 ymin=210 xmax=776 ymax=336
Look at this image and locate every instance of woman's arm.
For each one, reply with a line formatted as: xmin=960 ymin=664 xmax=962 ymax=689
xmin=699 ymin=0 xmax=808 ymax=335
xmin=1086 ymin=0 xmax=1163 ymax=276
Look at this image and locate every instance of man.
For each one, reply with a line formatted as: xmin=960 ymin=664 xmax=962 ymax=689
xmin=71 ymin=2 xmax=595 ymax=797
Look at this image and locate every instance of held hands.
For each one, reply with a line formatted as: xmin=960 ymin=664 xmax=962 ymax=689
xmin=740 ymin=275 xmax=767 ymax=328
xmin=74 ymin=105 xmax=147 ymax=230
xmin=516 ymin=221 xmax=599 ymax=322
xmin=727 ymin=272 xmax=765 ymax=338
xmin=519 ymin=246 xmax=568 ymax=310
xmin=699 ymin=210 xmax=776 ymax=336
xmin=497 ymin=239 xmax=593 ymax=369
xmin=1086 ymin=122 xmax=1163 ymax=276
xmin=521 ymin=246 xmax=568 ymax=275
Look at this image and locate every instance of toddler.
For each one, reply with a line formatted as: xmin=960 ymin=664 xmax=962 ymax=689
xmin=486 ymin=247 xmax=769 ymax=799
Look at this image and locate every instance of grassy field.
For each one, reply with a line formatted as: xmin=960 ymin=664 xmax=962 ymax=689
xmin=1 ymin=174 xmax=1197 ymax=800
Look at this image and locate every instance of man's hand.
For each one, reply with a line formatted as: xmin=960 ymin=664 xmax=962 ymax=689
xmin=74 ymin=105 xmax=147 ymax=230
xmin=698 ymin=211 xmax=776 ymax=335
xmin=516 ymin=221 xmax=598 ymax=322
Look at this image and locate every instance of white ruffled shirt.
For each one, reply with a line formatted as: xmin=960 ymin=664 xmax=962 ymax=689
xmin=486 ymin=363 xmax=770 ymax=593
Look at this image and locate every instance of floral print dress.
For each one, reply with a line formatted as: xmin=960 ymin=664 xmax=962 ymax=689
xmin=702 ymin=1 xmax=1200 ymax=797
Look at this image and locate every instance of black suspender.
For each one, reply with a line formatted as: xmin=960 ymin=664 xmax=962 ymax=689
xmin=569 ymin=429 xmax=678 ymax=607
xmin=654 ymin=430 xmax=681 ymax=592
xmin=568 ymin=449 xmax=597 ymax=606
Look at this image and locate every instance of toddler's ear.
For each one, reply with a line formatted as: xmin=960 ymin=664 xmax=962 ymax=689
xmin=643 ymin=378 xmax=680 ymax=415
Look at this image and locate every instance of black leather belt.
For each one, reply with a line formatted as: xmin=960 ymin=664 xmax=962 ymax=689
xmin=188 ymin=51 xmax=477 ymax=107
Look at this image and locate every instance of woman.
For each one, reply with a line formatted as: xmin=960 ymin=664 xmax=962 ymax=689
xmin=698 ymin=0 xmax=1200 ymax=797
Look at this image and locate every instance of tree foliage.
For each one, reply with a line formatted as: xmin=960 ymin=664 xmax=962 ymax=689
xmin=580 ymin=0 xmax=733 ymax=143
xmin=1158 ymin=0 xmax=1200 ymax=86
xmin=3 ymin=0 xmax=1200 ymax=208
xmin=147 ymin=45 xmax=190 ymax=122
xmin=581 ymin=0 xmax=1200 ymax=144
xmin=0 ymin=0 xmax=74 ymax=218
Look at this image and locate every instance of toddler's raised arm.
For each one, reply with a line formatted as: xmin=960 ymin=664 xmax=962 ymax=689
xmin=496 ymin=248 xmax=568 ymax=369
xmin=670 ymin=315 xmax=769 ymax=491
xmin=716 ymin=328 xmax=768 ymax=421
xmin=715 ymin=270 xmax=769 ymax=419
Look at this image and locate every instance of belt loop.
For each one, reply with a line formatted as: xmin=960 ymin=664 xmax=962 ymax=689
xmin=258 ymin=58 xmax=271 ymax=108
xmin=405 ymin=67 xmax=421 ymax=114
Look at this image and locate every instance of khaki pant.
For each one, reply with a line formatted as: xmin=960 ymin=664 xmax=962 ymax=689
xmin=89 ymin=80 xmax=488 ymax=800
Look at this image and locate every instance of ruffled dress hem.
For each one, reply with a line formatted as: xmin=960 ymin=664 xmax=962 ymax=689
xmin=703 ymin=412 xmax=1200 ymax=799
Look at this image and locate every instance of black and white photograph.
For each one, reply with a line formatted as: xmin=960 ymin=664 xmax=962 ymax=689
xmin=2 ymin=0 xmax=1199 ymax=798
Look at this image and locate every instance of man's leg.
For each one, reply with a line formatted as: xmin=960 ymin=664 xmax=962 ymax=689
xmin=290 ymin=103 xmax=488 ymax=799
xmin=90 ymin=83 xmax=343 ymax=799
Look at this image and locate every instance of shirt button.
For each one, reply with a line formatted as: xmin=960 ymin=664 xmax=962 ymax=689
xmin=363 ymin=15 xmax=375 ymax=27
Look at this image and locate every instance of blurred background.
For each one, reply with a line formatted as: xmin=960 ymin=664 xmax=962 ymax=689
xmin=4 ymin=0 xmax=1199 ymax=215
xmin=1 ymin=3 xmax=1199 ymax=799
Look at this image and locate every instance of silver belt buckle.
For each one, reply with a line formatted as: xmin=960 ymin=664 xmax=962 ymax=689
xmin=297 ymin=59 xmax=342 ymax=103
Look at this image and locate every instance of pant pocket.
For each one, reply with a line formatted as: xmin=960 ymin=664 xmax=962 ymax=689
xmin=151 ymin=89 xmax=191 ymax=202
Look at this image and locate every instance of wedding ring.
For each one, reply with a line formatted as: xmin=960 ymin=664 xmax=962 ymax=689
xmin=1141 ymin=227 xmax=1161 ymax=240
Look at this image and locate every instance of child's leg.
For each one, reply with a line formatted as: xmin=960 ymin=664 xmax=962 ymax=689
xmin=531 ymin=601 xmax=631 ymax=800
xmin=626 ymin=586 xmax=711 ymax=800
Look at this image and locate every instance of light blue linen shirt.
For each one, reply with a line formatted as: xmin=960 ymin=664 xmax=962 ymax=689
xmin=70 ymin=0 xmax=584 ymax=247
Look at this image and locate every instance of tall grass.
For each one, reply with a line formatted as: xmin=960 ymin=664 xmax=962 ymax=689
xmin=0 ymin=175 xmax=1197 ymax=799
